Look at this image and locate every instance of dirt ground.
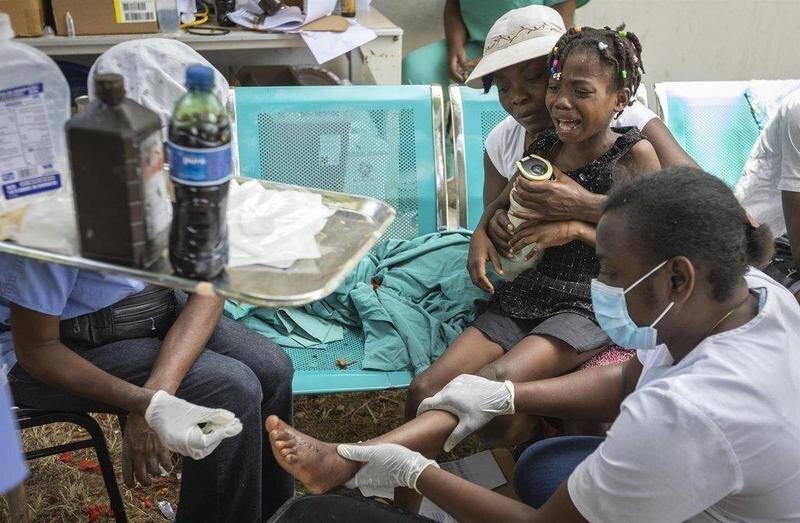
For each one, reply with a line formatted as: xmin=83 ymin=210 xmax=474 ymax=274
xmin=1 ymin=389 xmax=487 ymax=522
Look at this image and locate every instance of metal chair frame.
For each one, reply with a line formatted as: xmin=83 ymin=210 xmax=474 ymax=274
xmin=15 ymin=408 xmax=128 ymax=522
xmin=449 ymin=85 xmax=510 ymax=230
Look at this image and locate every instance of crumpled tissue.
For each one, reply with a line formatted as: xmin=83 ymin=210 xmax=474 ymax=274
xmin=227 ymin=179 xmax=335 ymax=268
xmin=0 ymin=179 xmax=334 ymax=269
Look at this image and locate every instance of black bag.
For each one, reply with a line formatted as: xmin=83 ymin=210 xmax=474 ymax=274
xmin=764 ymin=235 xmax=800 ymax=291
xmin=60 ymin=285 xmax=178 ymax=347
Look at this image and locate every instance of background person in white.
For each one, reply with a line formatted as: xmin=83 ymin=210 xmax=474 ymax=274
xmin=735 ymin=88 xmax=800 ymax=302
xmin=261 ymin=167 xmax=800 ymax=522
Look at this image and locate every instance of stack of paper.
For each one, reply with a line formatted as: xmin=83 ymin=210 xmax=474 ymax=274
xmin=228 ymin=0 xmax=376 ymax=64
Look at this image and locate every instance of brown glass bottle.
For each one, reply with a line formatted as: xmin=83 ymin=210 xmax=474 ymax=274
xmin=340 ymin=0 xmax=356 ymax=17
xmin=66 ymin=74 xmax=171 ymax=268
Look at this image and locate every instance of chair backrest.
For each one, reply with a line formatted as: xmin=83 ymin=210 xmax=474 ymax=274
xmin=450 ymin=85 xmax=508 ymax=230
xmin=231 ymin=85 xmax=448 ymax=240
xmin=654 ymin=81 xmax=760 ymax=188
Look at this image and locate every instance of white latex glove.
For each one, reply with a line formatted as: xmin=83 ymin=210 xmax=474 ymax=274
xmin=417 ymin=374 xmax=515 ymax=452
xmin=144 ymin=390 xmax=243 ymax=460
xmin=336 ymin=443 xmax=439 ymax=493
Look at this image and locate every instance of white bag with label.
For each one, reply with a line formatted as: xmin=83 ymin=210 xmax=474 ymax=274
xmin=0 ymin=13 xmax=71 ymax=237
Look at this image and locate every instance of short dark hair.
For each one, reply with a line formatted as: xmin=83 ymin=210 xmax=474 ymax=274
xmin=604 ymin=167 xmax=774 ymax=301
xmin=548 ymin=25 xmax=644 ymax=116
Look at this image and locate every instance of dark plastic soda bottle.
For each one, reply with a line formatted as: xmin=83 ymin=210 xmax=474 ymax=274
xmin=167 ymin=65 xmax=231 ymax=279
xmin=67 ymin=73 xmax=170 ymax=268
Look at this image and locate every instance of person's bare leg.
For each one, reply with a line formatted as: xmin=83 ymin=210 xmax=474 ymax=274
xmin=475 ymin=335 xmax=601 ymax=447
xmin=266 ymin=410 xmax=459 ymax=494
xmin=405 ymin=327 xmax=503 ymax=420
xmin=396 ymin=327 xmax=502 ymax=510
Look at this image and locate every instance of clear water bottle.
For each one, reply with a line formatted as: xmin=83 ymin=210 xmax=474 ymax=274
xmin=167 ymin=64 xmax=231 ymax=279
xmin=0 ymin=12 xmax=70 ymax=214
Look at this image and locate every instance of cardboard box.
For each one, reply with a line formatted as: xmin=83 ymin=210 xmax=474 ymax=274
xmin=51 ymin=0 xmax=158 ymax=36
xmin=0 ymin=0 xmax=46 ymax=37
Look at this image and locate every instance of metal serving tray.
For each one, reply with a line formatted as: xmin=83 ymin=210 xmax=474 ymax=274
xmin=0 ymin=178 xmax=395 ymax=308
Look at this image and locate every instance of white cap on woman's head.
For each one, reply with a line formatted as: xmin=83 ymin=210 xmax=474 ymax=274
xmin=88 ymin=38 xmax=229 ymax=139
xmin=465 ymin=5 xmax=566 ymax=89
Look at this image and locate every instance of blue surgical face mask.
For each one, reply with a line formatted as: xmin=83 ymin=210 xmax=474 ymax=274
xmin=591 ymin=260 xmax=674 ymax=351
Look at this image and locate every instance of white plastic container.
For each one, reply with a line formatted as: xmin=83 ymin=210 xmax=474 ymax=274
xmin=0 ymin=12 xmax=71 ymax=214
xmin=501 ymin=154 xmax=554 ymax=281
xmin=156 ymin=0 xmax=180 ymax=32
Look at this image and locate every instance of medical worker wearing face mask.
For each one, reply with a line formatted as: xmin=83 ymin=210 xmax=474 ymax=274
xmin=418 ymin=167 xmax=800 ymax=521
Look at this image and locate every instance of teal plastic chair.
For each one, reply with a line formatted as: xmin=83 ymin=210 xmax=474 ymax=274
xmin=230 ymin=85 xmax=447 ymax=394
xmin=654 ymin=81 xmax=760 ymax=188
xmin=449 ymin=85 xmax=508 ymax=230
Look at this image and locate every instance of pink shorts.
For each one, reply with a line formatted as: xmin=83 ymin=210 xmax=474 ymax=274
xmin=579 ymin=345 xmax=635 ymax=369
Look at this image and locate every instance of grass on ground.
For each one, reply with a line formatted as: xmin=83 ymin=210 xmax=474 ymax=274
xmin=1 ymin=390 xmax=487 ymax=522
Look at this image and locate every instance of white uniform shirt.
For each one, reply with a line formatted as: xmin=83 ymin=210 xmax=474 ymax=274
xmin=568 ymin=269 xmax=800 ymax=522
xmin=735 ymin=89 xmax=800 ymax=238
xmin=484 ymin=101 xmax=658 ymax=179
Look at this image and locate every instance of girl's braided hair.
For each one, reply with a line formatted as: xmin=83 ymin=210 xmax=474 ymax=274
xmin=547 ymin=25 xmax=644 ymax=116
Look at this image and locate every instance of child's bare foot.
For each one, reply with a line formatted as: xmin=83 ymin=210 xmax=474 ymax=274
xmin=266 ymin=415 xmax=360 ymax=494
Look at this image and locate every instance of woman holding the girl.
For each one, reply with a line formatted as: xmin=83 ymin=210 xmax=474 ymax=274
xmin=405 ymin=6 xmax=691 ymax=447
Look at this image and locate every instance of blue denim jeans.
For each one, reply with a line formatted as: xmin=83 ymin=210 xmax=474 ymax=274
xmin=9 ymin=291 xmax=294 ymax=521
xmin=513 ymin=436 xmax=604 ymax=508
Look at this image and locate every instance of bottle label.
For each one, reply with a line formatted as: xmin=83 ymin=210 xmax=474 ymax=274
xmin=0 ymin=83 xmax=63 ymax=205
xmin=139 ymin=131 xmax=172 ymax=239
xmin=167 ymin=142 xmax=232 ymax=186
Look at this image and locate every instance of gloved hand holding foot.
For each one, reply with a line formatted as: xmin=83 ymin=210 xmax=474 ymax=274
xmin=145 ymin=390 xmax=242 ymax=459
xmin=336 ymin=443 xmax=438 ymax=493
xmin=417 ymin=374 xmax=515 ymax=452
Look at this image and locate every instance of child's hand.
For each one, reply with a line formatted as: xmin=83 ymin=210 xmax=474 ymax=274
xmin=508 ymin=220 xmax=588 ymax=259
xmin=487 ymin=208 xmax=513 ymax=258
xmin=467 ymin=227 xmax=503 ymax=293
xmin=513 ymin=167 xmax=599 ymax=222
